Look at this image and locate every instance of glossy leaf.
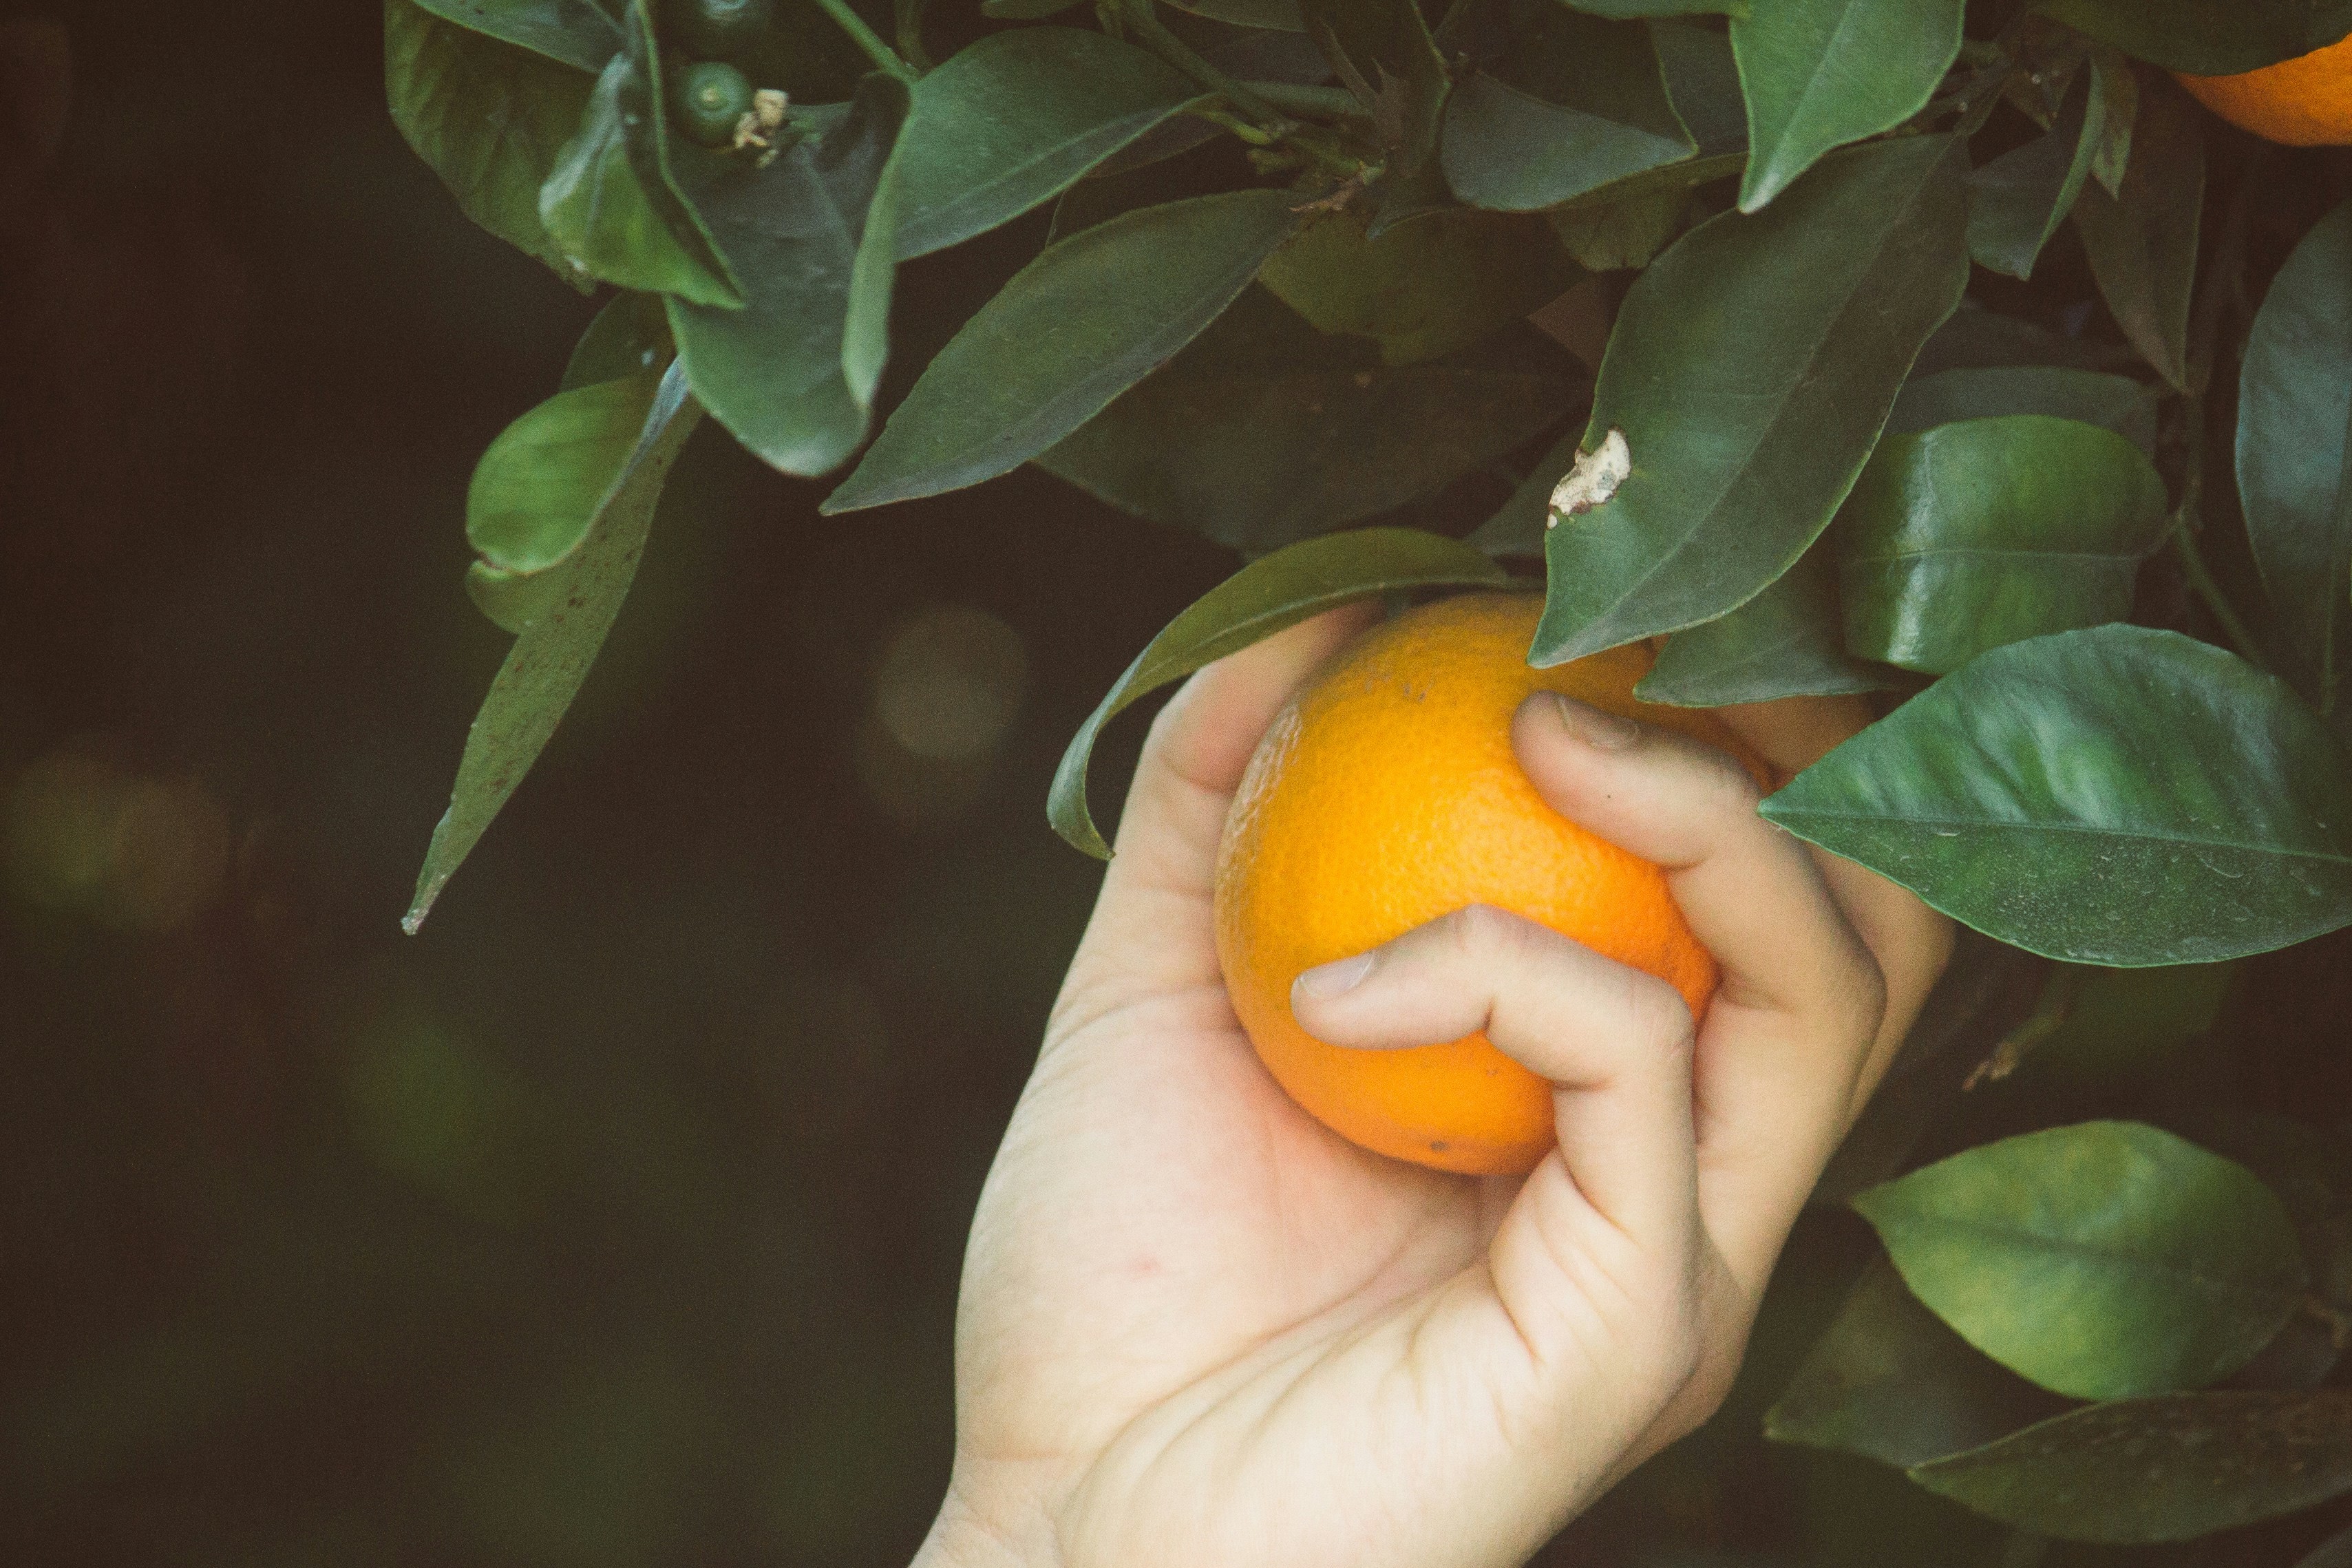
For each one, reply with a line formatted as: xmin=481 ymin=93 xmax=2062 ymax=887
xmin=667 ymin=75 xmax=908 ymax=477
xmin=1571 ymin=0 xmax=1746 ymax=16
xmin=823 ymin=189 xmax=1300 ymax=513
xmin=1761 ymin=625 xmax=2352 ymax=964
xmin=537 ymin=6 xmax=741 ymax=308
xmin=1909 ymin=1390 xmax=2352 ymax=1542
xmin=1652 ymin=20 xmax=1748 ymax=156
xmin=2238 ymin=198 xmax=2352 ymax=682
xmin=1441 ymin=12 xmax=1693 ymax=211
xmin=560 ymin=290 xmax=672 ymax=390
xmin=1533 ymin=136 xmax=1969 ymax=665
xmin=408 ymin=0 xmax=621 ymax=72
xmin=2072 ymin=77 xmax=2201 ymax=390
xmin=1637 ymin=548 xmax=1891 ymax=705
xmin=2030 ymin=0 xmax=2352 ymax=76
xmin=1885 ymin=365 xmax=2158 ymax=452
xmin=892 ymin=29 xmax=1196 ymax=261
xmin=405 ymin=363 xmax=701 ymax=933
xmin=1967 ymin=70 xmax=2102 ymax=280
xmin=2088 ymin=50 xmax=2136 ymax=195
xmin=1765 ymin=1259 xmax=2067 ymax=1470
xmin=1037 ymin=290 xmax=1580 ymax=551
xmin=1049 ymin=529 xmax=1509 ymax=858
xmin=385 ymin=0 xmax=593 ymax=282
xmin=1834 ymin=415 xmax=2169 ymax=674
xmin=467 ymin=368 xmax=663 ymax=586
xmin=1544 ymin=186 xmax=1691 ymax=271
xmin=1731 ymin=0 xmax=1963 ymax=212
xmin=1167 ymin=0 xmax=1302 ymax=27
xmin=1853 ymin=1121 xmax=2305 ymax=1400
xmin=1911 ymin=299 xmax=2143 ymax=377
xmin=1257 ymin=208 xmax=1581 ymax=365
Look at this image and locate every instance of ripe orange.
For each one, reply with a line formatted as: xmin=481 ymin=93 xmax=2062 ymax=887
xmin=1214 ymin=593 xmax=1768 ymax=1176
xmin=2178 ymin=34 xmax=2352 ymax=146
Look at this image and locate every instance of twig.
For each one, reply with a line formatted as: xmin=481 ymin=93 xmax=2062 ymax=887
xmin=811 ymin=0 xmax=918 ymax=83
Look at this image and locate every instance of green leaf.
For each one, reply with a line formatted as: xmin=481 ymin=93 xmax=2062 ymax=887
xmin=405 ymin=362 xmax=702 ymax=933
xmin=1967 ymin=70 xmax=2102 ymax=280
xmin=467 ymin=368 xmax=663 ymax=580
xmin=1909 ymin=1390 xmax=2352 ymax=1542
xmin=1037 ymin=290 xmax=1581 ymax=550
xmin=1834 ymin=415 xmax=2169 ymax=675
xmin=2018 ymin=962 xmax=2238 ymax=1085
xmin=1759 ymin=624 xmax=2352 ymax=964
xmin=2071 ymin=76 xmax=2201 ymax=390
xmin=822 ymin=188 xmax=1301 ymax=513
xmin=1652 ymin=19 xmax=1748 ymax=156
xmin=1731 ymin=0 xmax=1963 ymax=212
xmin=1765 ymin=1258 xmax=2067 ymax=1470
xmin=1912 ymin=299 xmax=2143 ymax=377
xmin=1297 ymin=0 xmax=1448 ymax=231
xmin=537 ymin=3 xmax=742 ymax=308
xmin=1048 ymin=529 xmax=1508 ymax=858
xmin=2239 ymin=198 xmax=2352 ymax=684
xmin=385 ymin=0 xmax=594 ymax=282
xmin=1637 ymin=547 xmax=1893 ymax=705
xmin=408 ymin=0 xmax=622 ymax=72
xmin=1886 ymin=365 xmax=2158 ymax=452
xmin=1543 ymin=185 xmax=1692 ymax=271
xmin=1167 ymin=0 xmax=1303 ymax=28
xmin=1440 ymin=12 xmax=1694 ymax=211
xmin=1257 ymin=207 xmax=1582 ymax=365
xmin=1570 ymin=0 xmax=1746 ymax=16
xmin=1855 ymin=1121 xmax=2306 ymax=1401
xmin=667 ymin=74 xmax=909 ymax=476
xmin=1532 ymin=136 xmax=1969 ymax=665
xmin=2088 ymin=50 xmax=2136 ymax=195
xmin=2028 ymin=0 xmax=2352 ymax=75
xmin=560 ymin=290 xmax=672 ymax=390
xmin=893 ymin=29 xmax=1197 ymax=261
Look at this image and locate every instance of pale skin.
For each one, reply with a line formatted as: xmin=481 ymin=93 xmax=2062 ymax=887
xmin=915 ymin=606 xmax=1954 ymax=1568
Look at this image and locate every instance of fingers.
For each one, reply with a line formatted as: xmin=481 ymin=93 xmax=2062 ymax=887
xmin=1511 ymin=693 xmax=1885 ymax=1291
xmin=1292 ymin=904 xmax=1698 ymax=1249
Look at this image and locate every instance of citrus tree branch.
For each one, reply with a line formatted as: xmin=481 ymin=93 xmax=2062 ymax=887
xmin=812 ymin=0 xmax=919 ymax=83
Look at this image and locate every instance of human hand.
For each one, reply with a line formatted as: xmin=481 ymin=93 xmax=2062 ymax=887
xmin=916 ymin=608 xmax=1953 ymax=1568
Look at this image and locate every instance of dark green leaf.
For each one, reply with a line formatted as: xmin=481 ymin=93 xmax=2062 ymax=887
xmin=1835 ymin=416 xmax=2169 ymax=674
xmin=1854 ymin=1121 xmax=2306 ymax=1400
xmin=1167 ymin=0 xmax=1303 ymax=28
xmin=2029 ymin=0 xmax=2352 ymax=75
xmin=2071 ymin=76 xmax=2201 ymax=390
xmin=2238 ymin=198 xmax=2352 ymax=683
xmin=1731 ymin=0 xmax=1963 ymax=211
xmin=405 ymin=363 xmax=702 ymax=933
xmin=1441 ymin=12 xmax=1694 ymax=211
xmin=1909 ymin=1390 xmax=2352 ymax=1542
xmin=893 ymin=29 xmax=1196 ymax=260
xmin=537 ymin=5 xmax=742 ymax=308
xmin=561 ymin=290 xmax=673 ymax=390
xmin=1049 ymin=529 xmax=1509 ymax=857
xmin=1465 ymin=428 xmax=1580 ymax=560
xmin=385 ymin=0 xmax=593 ymax=282
xmin=2018 ymin=962 xmax=2238 ymax=1085
xmin=1911 ymin=299 xmax=2143 ymax=377
xmin=1766 ymin=1258 xmax=2068 ymax=1469
xmin=2088 ymin=49 xmax=2136 ymax=195
xmin=668 ymin=74 xmax=909 ymax=476
xmin=467 ymin=368 xmax=664 ymax=584
xmin=1637 ymin=548 xmax=1892 ymax=704
xmin=1257 ymin=207 xmax=1582 ymax=365
xmin=1571 ymin=0 xmax=1746 ymax=16
xmin=1652 ymin=19 xmax=1748 ymax=156
xmin=1532 ymin=136 xmax=1969 ymax=665
xmin=1298 ymin=0 xmax=1448 ymax=229
xmin=1886 ymin=365 xmax=2158 ymax=452
xmin=1543 ymin=185 xmax=1691 ymax=271
xmin=1037 ymin=290 xmax=1581 ymax=549
xmin=1759 ymin=625 xmax=2352 ymax=964
xmin=1967 ymin=71 xmax=2102 ymax=280
xmin=823 ymin=188 xmax=1301 ymax=512
xmin=409 ymin=0 xmax=621 ymax=72
xmin=982 ymin=0 xmax=1083 ymax=16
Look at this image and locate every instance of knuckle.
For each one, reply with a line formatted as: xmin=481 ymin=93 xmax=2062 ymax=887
xmin=1444 ymin=901 xmax=1532 ymax=962
xmin=1620 ymin=967 xmax=1697 ymax=1055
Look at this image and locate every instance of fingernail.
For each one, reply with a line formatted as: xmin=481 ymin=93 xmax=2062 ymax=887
xmin=1551 ymin=693 xmax=1640 ymax=750
xmin=1293 ymin=951 xmax=1375 ymax=999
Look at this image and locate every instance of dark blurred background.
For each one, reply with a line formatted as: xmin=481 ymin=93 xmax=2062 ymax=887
xmin=6 ymin=3 xmax=2351 ymax=1566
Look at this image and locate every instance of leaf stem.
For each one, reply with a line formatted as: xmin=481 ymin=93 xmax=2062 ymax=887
xmin=1243 ymin=81 xmax=1368 ymax=120
xmin=1113 ymin=0 xmax=1289 ymax=129
xmin=812 ymin=0 xmax=919 ymax=83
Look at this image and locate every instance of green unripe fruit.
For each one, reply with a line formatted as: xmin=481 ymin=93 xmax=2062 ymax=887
xmin=672 ymin=0 xmax=774 ymax=61
xmin=672 ymin=60 xmax=754 ymax=146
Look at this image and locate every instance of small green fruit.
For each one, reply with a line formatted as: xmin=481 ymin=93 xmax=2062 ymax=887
xmin=672 ymin=0 xmax=774 ymax=61
xmin=672 ymin=60 xmax=754 ymax=147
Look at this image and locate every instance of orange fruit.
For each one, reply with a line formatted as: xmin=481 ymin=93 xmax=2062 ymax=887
xmin=1214 ymin=593 xmax=1768 ymax=1177
xmin=2178 ymin=34 xmax=2352 ymax=146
